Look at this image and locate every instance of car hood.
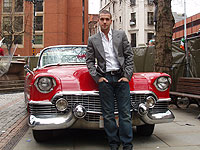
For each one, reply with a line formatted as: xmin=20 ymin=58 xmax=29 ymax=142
xmin=34 ymin=65 xmax=98 ymax=91
xmin=34 ymin=65 xmax=168 ymax=91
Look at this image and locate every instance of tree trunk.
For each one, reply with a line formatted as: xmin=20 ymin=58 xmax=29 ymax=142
xmin=154 ymin=0 xmax=175 ymax=74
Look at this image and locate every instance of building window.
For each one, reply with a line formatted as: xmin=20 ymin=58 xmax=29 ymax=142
xmin=4 ymin=35 xmax=12 ymax=44
xmin=14 ymin=16 xmax=23 ymax=32
xmin=3 ymin=0 xmax=12 ymax=12
xmin=14 ymin=35 xmax=23 ymax=44
xmin=35 ymin=16 xmax=43 ymax=31
xmin=148 ymin=0 xmax=154 ymax=5
xmin=113 ymin=3 xmax=115 ymax=13
xmin=148 ymin=12 xmax=154 ymax=25
xmin=2 ymin=16 xmax=12 ymax=31
xmin=35 ymin=35 xmax=43 ymax=44
xmin=131 ymin=33 xmax=136 ymax=47
xmin=34 ymin=1 xmax=44 ymax=45
xmin=130 ymin=0 xmax=136 ymax=6
xmin=130 ymin=13 xmax=136 ymax=26
xmin=1 ymin=0 xmax=24 ymax=46
xmin=119 ymin=16 xmax=121 ymax=23
xmin=15 ymin=0 xmax=23 ymax=12
xmin=147 ymin=33 xmax=154 ymax=43
xmin=36 ymin=2 xmax=43 ymax=12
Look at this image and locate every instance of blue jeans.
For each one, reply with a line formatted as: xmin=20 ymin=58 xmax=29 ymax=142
xmin=98 ymin=73 xmax=133 ymax=149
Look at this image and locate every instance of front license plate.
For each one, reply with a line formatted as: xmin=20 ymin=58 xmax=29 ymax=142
xmin=99 ymin=115 xmax=119 ymax=128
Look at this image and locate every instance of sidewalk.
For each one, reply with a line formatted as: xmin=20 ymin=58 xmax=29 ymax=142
xmin=0 ymin=92 xmax=28 ymax=150
xmin=13 ymin=104 xmax=200 ymax=150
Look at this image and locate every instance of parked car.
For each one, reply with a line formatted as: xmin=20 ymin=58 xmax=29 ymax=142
xmin=24 ymin=45 xmax=175 ymax=142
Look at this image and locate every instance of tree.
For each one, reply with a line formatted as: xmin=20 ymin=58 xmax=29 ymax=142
xmin=0 ymin=0 xmax=29 ymax=55
xmin=154 ymin=0 xmax=175 ymax=75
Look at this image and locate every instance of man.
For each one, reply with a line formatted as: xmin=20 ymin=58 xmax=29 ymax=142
xmin=86 ymin=10 xmax=134 ymax=150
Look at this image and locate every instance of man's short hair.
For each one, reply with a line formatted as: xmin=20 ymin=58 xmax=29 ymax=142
xmin=99 ymin=10 xmax=112 ymax=19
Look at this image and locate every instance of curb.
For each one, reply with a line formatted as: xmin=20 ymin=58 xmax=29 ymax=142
xmin=0 ymin=114 xmax=29 ymax=150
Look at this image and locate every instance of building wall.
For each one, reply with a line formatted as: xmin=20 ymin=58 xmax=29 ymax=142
xmin=0 ymin=0 xmax=88 ymax=56
xmin=88 ymin=14 xmax=98 ymax=36
xmin=100 ymin=0 xmax=155 ymax=47
xmin=173 ymin=13 xmax=200 ymax=41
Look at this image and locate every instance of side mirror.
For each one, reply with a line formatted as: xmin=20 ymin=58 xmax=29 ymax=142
xmin=24 ymin=65 xmax=34 ymax=75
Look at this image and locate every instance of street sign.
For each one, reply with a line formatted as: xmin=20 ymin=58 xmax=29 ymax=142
xmin=32 ymin=48 xmax=35 ymax=56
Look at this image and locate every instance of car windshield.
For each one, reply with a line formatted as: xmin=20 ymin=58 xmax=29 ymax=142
xmin=39 ymin=46 xmax=87 ymax=67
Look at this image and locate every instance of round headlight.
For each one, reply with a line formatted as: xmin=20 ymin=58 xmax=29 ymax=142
xmin=56 ymin=98 xmax=68 ymax=111
xmin=35 ymin=77 xmax=56 ymax=93
xmin=154 ymin=76 xmax=170 ymax=91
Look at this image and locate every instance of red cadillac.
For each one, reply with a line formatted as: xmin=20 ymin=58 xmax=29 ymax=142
xmin=24 ymin=45 xmax=175 ymax=142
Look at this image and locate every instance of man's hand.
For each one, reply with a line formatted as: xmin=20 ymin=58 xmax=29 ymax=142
xmin=98 ymin=77 xmax=108 ymax=83
xmin=118 ymin=77 xmax=129 ymax=82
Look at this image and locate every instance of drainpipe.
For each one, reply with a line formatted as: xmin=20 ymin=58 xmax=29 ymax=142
xmin=82 ymin=0 xmax=85 ymax=44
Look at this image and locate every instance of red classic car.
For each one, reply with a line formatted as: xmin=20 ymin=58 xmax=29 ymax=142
xmin=24 ymin=45 xmax=175 ymax=142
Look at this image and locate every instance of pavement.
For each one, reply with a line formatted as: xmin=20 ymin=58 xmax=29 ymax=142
xmin=0 ymin=92 xmax=200 ymax=150
xmin=12 ymin=104 xmax=200 ymax=150
xmin=0 ymin=92 xmax=28 ymax=150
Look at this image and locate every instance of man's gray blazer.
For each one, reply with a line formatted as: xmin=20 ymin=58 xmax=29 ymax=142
xmin=86 ymin=30 xmax=134 ymax=83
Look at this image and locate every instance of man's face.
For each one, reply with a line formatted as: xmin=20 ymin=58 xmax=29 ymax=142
xmin=99 ymin=13 xmax=112 ymax=32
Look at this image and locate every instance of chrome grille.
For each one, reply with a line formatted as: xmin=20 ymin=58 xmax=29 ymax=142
xmin=64 ymin=95 xmax=118 ymax=113
xmin=151 ymin=101 xmax=169 ymax=110
xmin=84 ymin=113 xmax=100 ymax=122
xmin=29 ymin=93 xmax=169 ymax=123
xmin=29 ymin=104 xmax=63 ymax=115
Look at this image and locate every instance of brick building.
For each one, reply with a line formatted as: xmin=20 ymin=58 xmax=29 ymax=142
xmin=0 ymin=0 xmax=88 ymax=56
xmin=173 ymin=13 xmax=200 ymax=41
xmin=88 ymin=14 xmax=98 ymax=36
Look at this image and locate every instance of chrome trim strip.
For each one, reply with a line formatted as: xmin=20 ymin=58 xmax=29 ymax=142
xmin=157 ymin=98 xmax=171 ymax=102
xmin=29 ymin=100 xmax=53 ymax=105
xmin=51 ymin=90 xmax=171 ymax=102
xmin=86 ymin=109 xmax=134 ymax=115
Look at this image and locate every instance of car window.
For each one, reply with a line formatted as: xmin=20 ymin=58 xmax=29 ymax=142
xmin=40 ymin=46 xmax=86 ymax=67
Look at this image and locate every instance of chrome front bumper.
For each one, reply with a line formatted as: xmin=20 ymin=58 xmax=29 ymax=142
xmin=29 ymin=110 xmax=77 ymax=130
xmin=28 ymin=109 xmax=175 ymax=130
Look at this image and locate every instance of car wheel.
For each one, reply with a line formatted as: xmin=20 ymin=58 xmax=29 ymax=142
xmin=32 ymin=130 xmax=53 ymax=142
xmin=136 ymin=124 xmax=155 ymax=136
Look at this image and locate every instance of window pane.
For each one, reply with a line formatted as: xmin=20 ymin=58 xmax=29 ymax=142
xmin=147 ymin=33 xmax=154 ymax=43
xmin=131 ymin=33 xmax=136 ymax=47
xmin=35 ymin=16 xmax=43 ymax=31
xmin=148 ymin=0 xmax=154 ymax=5
xmin=14 ymin=16 xmax=23 ymax=32
xmin=148 ymin=12 xmax=154 ymax=25
xmin=130 ymin=13 xmax=136 ymax=26
xmin=3 ymin=0 xmax=12 ymax=12
xmin=35 ymin=2 xmax=43 ymax=12
xmin=130 ymin=0 xmax=135 ymax=6
xmin=4 ymin=35 xmax=12 ymax=45
xmin=15 ymin=0 xmax=23 ymax=12
xmin=35 ymin=35 xmax=43 ymax=44
xmin=3 ymin=16 xmax=12 ymax=32
xmin=14 ymin=35 xmax=23 ymax=44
